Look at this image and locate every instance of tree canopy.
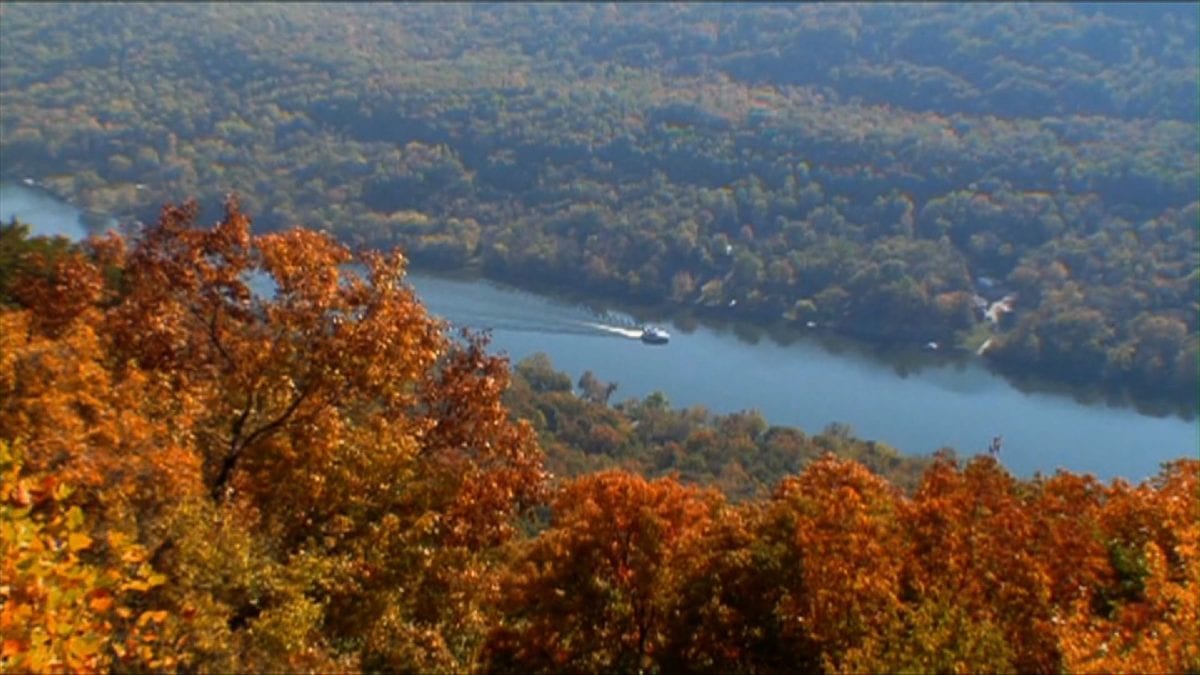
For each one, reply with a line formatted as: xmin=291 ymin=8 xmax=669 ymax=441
xmin=1 ymin=3 xmax=1196 ymax=410
xmin=2 ymin=207 xmax=1197 ymax=672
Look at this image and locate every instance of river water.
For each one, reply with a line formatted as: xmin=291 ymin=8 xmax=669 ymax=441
xmin=3 ymin=180 xmax=1196 ymax=481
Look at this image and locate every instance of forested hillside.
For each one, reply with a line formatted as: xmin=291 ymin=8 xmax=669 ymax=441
xmin=2 ymin=208 xmax=1197 ymax=672
xmin=1 ymin=3 xmax=1196 ymax=408
xmin=504 ymin=352 xmax=933 ymax=500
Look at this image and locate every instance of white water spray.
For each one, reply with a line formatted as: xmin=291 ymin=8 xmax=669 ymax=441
xmin=581 ymin=322 xmax=644 ymax=339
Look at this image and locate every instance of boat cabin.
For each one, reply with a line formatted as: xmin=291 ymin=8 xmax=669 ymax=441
xmin=641 ymin=326 xmax=670 ymax=345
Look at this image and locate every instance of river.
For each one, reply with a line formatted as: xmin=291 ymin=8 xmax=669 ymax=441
xmin=3 ymin=180 xmax=1196 ymax=482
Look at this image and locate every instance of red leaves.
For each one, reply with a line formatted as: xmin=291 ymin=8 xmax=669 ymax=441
xmin=417 ymin=331 xmax=546 ymax=549
xmin=9 ymin=249 xmax=104 ymax=338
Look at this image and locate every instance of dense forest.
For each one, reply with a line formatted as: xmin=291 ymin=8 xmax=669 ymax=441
xmin=505 ymin=351 xmax=933 ymax=500
xmin=2 ymin=207 xmax=1198 ymax=672
xmin=1 ymin=3 xmax=1196 ymax=409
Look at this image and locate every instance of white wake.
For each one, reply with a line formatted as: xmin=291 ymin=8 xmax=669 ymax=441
xmin=582 ymin=322 xmax=644 ymax=339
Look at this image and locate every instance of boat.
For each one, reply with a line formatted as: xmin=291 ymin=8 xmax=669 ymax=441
xmin=640 ymin=326 xmax=670 ymax=345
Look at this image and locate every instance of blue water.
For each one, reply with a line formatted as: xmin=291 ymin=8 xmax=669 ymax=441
xmin=406 ymin=272 xmax=1198 ymax=482
xmin=1 ymin=180 xmax=90 ymax=240
xmin=4 ymin=181 xmax=1196 ymax=482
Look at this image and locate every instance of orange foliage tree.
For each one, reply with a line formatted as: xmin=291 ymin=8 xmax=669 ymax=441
xmin=486 ymin=453 xmax=1199 ymax=675
xmin=0 ymin=198 xmax=545 ymax=670
xmin=898 ymin=455 xmax=1058 ymax=672
xmin=483 ymin=470 xmax=723 ymax=672
xmin=1058 ymin=460 xmax=1200 ymax=673
xmin=661 ymin=455 xmax=910 ymax=673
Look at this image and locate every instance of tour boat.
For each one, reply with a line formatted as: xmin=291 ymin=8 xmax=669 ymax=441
xmin=640 ymin=326 xmax=670 ymax=345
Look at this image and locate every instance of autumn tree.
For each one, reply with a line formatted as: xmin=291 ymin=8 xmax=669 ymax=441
xmin=1058 ymin=460 xmax=1200 ymax=673
xmin=0 ymin=198 xmax=546 ymax=670
xmin=659 ymin=500 xmax=804 ymax=673
xmin=899 ymin=455 xmax=1059 ymax=672
xmin=0 ymin=220 xmax=74 ymax=309
xmin=2 ymin=196 xmax=1197 ymax=671
xmin=483 ymin=471 xmax=723 ymax=673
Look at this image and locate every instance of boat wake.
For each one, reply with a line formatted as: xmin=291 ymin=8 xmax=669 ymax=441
xmin=581 ymin=322 xmax=644 ymax=339
xmin=412 ymin=279 xmax=651 ymax=341
xmin=247 ymin=270 xmax=651 ymax=341
xmin=446 ymin=317 xmax=644 ymax=340
xmin=449 ymin=319 xmax=605 ymax=338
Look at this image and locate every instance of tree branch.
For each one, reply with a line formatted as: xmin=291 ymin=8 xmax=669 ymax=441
xmin=184 ymin=301 xmax=235 ymax=369
xmin=210 ymin=384 xmax=314 ymax=501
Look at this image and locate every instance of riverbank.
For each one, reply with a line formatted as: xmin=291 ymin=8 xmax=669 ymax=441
xmin=4 ymin=176 xmax=1194 ymax=422
xmin=403 ymin=250 xmax=1199 ymax=423
xmin=5 ymin=179 xmax=1197 ymax=481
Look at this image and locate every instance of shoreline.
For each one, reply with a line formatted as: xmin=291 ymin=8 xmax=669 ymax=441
xmin=4 ymin=177 xmax=1195 ymax=423
xmin=403 ymin=255 xmax=1199 ymax=423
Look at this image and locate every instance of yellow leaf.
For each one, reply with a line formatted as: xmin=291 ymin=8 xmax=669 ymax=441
xmin=66 ymin=506 xmax=85 ymax=530
xmin=53 ymin=481 xmax=73 ymax=501
xmin=68 ymin=532 xmax=92 ymax=551
xmin=136 ymin=610 xmax=168 ymax=627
